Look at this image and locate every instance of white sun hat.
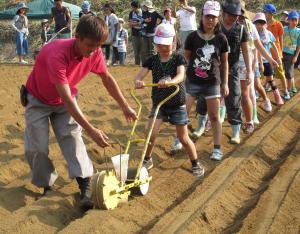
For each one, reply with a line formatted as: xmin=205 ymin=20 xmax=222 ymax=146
xmin=154 ymin=23 xmax=175 ymax=45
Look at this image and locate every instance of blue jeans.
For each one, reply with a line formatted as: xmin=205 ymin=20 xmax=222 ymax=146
xmin=16 ymin=31 xmax=28 ymax=56
xmin=149 ymin=105 xmax=189 ymax=125
xmin=119 ymin=52 xmax=126 ymax=65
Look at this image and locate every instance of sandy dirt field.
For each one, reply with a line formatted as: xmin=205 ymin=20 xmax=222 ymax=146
xmin=0 ymin=64 xmax=299 ymax=233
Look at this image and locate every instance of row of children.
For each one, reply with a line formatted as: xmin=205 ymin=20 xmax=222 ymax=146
xmin=134 ymin=1 xmax=300 ymax=177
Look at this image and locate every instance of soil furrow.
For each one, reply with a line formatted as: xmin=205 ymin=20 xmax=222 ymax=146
xmin=238 ymin=147 xmax=300 ymax=234
xmin=144 ymin=93 xmax=300 ymax=234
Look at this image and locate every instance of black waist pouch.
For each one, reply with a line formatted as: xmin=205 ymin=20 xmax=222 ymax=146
xmin=20 ymin=85 xmax=28 ymax=107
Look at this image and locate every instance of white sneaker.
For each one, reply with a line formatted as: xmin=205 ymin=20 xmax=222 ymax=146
xmin=231 ymin=136 xmax=241 ymax=144
xmin=170 ymin=137 xmax=183 ymax=154
xmin=210 ymin=149 xmax=223 ymax=161
xmin=19 ymin=60 xmax=28 ymax=64
xmin=263 ymin=99 xmax=272 ymax=112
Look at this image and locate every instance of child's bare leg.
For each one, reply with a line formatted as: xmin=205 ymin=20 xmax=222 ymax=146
xmin=291 ymin=78 xmax=295 ymax=90
xmin=267 ymin=75 xmax=284 ymax=105
xmin=176 ymin=125 xmax=197 ymax=160
xmin=279 ymin=74 xmax=288 ymax=93
xmin=176 ymin=124 xmax=204 ymax=177
xmin=170 ymin=95 xmax=196 ymax=153
xmin=207 ymin=98 xmax=221 ymax=147
xmin=185 ymin=94 xmax=196 ymax=116
xmin=254 ymin=78 xmax=268 ymax=101
xmin=287 ymin=78 xmax=292 ymax=91
xmin=144 ymin=118 xmax=163 ymax=159
xmin=241 ymin=80 xmax=253 ymax=124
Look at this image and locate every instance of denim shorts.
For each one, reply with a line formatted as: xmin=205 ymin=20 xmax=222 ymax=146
xmin=149 ymin=105 xmax=189 ymax=125
xmin=263 ymin=63 xmax=274 ymax=77
xmin=185 ymin=79 xmax=221 ymax=99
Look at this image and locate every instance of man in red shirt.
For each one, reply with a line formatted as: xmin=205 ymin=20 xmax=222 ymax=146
xmin=24 ymin=16 xmax=136 ymax=210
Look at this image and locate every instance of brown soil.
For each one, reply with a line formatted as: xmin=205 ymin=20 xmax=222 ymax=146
xmin=0 ymin=64 xmax=299 ymax=233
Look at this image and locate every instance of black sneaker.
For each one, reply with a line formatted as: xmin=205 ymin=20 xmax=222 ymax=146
xmin=76 ymin=177 xmax=94 ymax=210
xmin=42 ymin=186 xmax=53 ymax=196
xmin=191 ymin=162 xmax=205 ymax=178
xmin=142 ymin=158 xmax=153 ymax=170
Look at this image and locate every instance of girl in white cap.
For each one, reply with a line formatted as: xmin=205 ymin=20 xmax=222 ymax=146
xmin=12 ymin=2 xmax=29 ymax=64
xmin=135 ymin=23 xmax=204 ymax=178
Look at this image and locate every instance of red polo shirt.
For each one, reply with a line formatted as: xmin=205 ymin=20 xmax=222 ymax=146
xmin=26 ymin=38 xmax=107 ymax=105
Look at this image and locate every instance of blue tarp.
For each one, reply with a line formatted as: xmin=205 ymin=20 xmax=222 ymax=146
xmin=0 ymin=0 xmax=81 ymax=20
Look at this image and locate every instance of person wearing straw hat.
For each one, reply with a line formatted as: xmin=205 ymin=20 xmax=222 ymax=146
xmin=140 ymin=0 xmax=163 ymax=64
xmin=50 ymin=0 xmax=72 ymax=39
xmin=79 ymin=1 xmax=96 ymax=18
xmin=12 ymin=2 xmax=29 ymax=64
xmin=40 ymin=19 xmax=53 ymax=44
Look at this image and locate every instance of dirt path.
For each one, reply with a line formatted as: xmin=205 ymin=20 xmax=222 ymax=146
xmin=0 ymin=64 xmax=299 ymax=233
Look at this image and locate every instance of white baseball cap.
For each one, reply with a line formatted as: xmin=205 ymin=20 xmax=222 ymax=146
xmin=203 ymin=1 xmax=221 ymax=17
xmin=154 ymin=23 xmax=175 ymax=45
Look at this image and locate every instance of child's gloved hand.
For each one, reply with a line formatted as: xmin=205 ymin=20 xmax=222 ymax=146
xmin=135 ymin=80 xmax=145 ymax=89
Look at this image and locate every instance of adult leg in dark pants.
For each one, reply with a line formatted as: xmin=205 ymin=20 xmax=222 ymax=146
xmin=141 ymin=36 xmax=155 ymax=64
xmin=112 ymin=46 xmax=119 ymax=65
xmin=101 ymin=44 xmax=111 ymax=64
xmin=132 ymin=35 xmax=142 ymax=65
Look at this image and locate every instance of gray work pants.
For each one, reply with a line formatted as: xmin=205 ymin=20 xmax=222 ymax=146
xmin=141 ymin=36 xmax=155 ymax=64
xmin=24 ymin=94 xmax=94 ymax=187
xmin=132 ymin=35 xmax=142 ymax=65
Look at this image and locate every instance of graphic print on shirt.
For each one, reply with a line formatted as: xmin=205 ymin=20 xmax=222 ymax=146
xmin=194 ymin=43 xmax=215 ymax=79
xmin=283 ymin=29 xmax=299 ymax=51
